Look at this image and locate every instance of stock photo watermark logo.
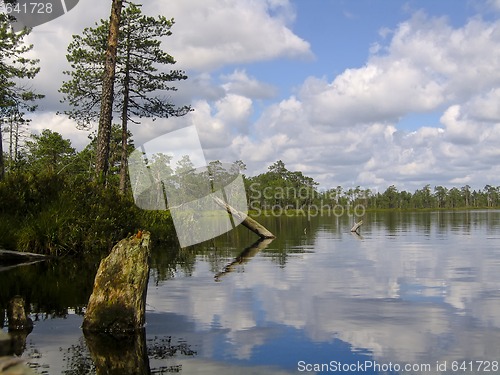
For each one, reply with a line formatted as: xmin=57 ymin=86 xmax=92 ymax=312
xmin=0 ymin=0 xmax=79 ymax=31
xmin=128 ymin=126 xmax=248 ymax=248
xmin=247 ymin=183 xmax=367 ymax=221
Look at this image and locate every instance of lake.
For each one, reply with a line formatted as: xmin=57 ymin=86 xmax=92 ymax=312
xmin=1 ymin=210 xmax=500 ymax=374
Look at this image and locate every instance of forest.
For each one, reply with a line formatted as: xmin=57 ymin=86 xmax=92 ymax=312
xmin=1 ymin=2 xmax=500 ymax=256
xmin=246 ymin=160 xmax=500 ymax=212
xmin=0 ymin=2 xmax=185 ymax=255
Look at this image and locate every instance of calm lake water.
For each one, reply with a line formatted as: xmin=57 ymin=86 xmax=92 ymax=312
xmin=2 ymin=210 xmax=500 ymax=374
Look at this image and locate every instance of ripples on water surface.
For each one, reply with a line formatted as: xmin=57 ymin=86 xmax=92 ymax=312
xmin=1 ymin=210 xmax=500 ymax=374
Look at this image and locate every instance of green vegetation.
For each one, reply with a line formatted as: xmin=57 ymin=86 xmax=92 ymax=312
xmin=2 ymin=134 xmax=499 ymax=255
xmin=0 ymin=129 xmax=176 ymax=255
xmin=0 ymin=3 xmax=185 ymax=255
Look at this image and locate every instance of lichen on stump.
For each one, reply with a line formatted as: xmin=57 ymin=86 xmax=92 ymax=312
xmin=82 ymin=231 xmax=151 ymax=333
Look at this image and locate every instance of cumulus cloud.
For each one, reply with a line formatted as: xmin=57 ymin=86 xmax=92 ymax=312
xmin=214 ymin=94 xmax=253 ymax=130
xmin=23 ymin=0 xmax=310 ymax=110
xmin=26 ymin=112 xmax=91 ymax=150
xmin=221 ymin=12 xmax=500 ymax=190
xmin=294 ymin=13 xmax=500 ymax=129
xmin=464 ymin=88 xmax=500 ymax=122
xmin=144 ymin=0 xmax=313 ymax=71
xmin=221 ymin=69 xmax=278 ymax=99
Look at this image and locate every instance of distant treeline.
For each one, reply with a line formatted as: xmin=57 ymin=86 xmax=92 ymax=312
xmin=1 ymin=136 xmax=498 ymax=256
xmin=245 ymin=160 xmax=500 ymax=210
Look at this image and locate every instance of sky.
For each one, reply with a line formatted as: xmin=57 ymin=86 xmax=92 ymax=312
xmin=6 ymin=0 xmax=500 ymax=192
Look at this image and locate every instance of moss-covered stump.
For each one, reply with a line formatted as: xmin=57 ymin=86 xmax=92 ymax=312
xmin=82 ymin=231 xmax=151 ymax=333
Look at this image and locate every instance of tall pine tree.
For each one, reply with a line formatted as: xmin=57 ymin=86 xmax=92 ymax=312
xmin=60 ymin=2 xmax=191 ymax=190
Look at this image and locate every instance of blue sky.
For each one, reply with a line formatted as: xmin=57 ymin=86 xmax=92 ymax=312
xmin=14 ymin=0 xmax=500 ymax=191
xmin=219 ymin=1 xmax=470 ymax=97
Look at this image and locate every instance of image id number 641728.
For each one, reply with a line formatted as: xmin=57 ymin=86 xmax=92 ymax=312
xmin=4 ymin=2 xmax=53 ymax=14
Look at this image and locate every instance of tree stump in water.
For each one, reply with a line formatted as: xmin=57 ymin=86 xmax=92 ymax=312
xmin=82 ymin=232 xmax=151 ymax=333
xmin=7 ymin=296 xmax=32 ymax=331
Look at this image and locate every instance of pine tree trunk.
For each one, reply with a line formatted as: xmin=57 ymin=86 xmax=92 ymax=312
xmin=0 ymin=124 xmax=4 ymax=180
xmin=119 ymin=76 xmax=130 ymax=193
xmin=119 ymin=112 xmax=128 ymax=194
xmin=96 ymin=0 xmax=123 ymax=182
xmin=119 ymin=30 xmax=131 ymax=194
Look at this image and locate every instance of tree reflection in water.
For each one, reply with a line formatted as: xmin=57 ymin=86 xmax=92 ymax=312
xmin=62 ymin=332 xmax=196 ymax=375
xmin=63 ymin=337 xmax=95 ymax=375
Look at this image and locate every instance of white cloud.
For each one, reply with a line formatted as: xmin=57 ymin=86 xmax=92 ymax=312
xmin=27 ymin=112 xmax=91 ymax=150
xmin=227 ymin=12 xmax=500 ymax=190
xmin=488 ymin=0 xmax=500 ymax=12
xmin=465 ymin=88 xmax=500 ymax=122
xmin=296 ymin=13 xmax=500 ymax=129
xmin=221 ymin=69 xmax=278 ymax=99
xmin=144 ymin=0 xmax=312 ymax=71
xmin=299 ymin=62 xmax=443 ymax=127
xmin=389 ymin=14 xmax=500 ymax=99
xmin=215 ymin=94 xmax=253 ymax=131
xmin=440 ymin=105 xmax=481 ymax=145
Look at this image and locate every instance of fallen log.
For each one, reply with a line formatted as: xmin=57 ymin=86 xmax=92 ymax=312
xmin=350 ymin=220 xmax=363 ymax=233
xmin=0 ymin=250 xmax=47 ymax=273
xmin=212 ymin=196 xmax=275 ymax=239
